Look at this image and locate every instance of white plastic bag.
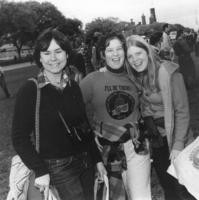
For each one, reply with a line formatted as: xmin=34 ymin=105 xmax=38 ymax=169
xmin=167 ymin=136 xmax=199 ymax=199
xmin=94 ymin=175 xmax=109 ymax=200
xmin=7 ymin=155 xmax=60 ymax=200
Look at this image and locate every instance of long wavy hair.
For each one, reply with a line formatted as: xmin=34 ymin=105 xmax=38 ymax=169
xmin=125 ymin=35 xmax=161 ymax=92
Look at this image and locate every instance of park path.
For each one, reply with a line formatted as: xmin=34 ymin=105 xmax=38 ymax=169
xmin=2 ymin=62 xmax=34 ymax=71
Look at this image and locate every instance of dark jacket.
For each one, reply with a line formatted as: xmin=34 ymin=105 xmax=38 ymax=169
xmin=12 ymin=79 xmax=101 ymax=177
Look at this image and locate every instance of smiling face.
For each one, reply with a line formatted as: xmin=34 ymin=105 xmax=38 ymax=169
xmin=104 ymin=38 xmax=125 ymax=70
xmin=127 ymin=46 xmax=149 ymax=73
xmin=40 ymin=39 xmax=67 ymax=75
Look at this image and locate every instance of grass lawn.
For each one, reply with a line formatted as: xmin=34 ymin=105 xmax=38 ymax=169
xmin=0 ymin=98 xmax=15 ymax=199
xmin=0 ymin=64 xmax=199 ymax=200
xmin=0 ymin=66 xmax=38 ymax=200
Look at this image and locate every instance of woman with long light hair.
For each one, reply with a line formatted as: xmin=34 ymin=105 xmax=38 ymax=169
xmin=126 ymin=35 xmax=195 ymax=200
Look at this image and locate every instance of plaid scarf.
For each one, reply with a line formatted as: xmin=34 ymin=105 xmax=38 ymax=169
xmin=94 ymin=121 xmax=138 ymax=200
xmin=37 ymin=69 xmax=70 ymax=89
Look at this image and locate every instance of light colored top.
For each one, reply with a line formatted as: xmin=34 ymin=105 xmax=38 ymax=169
xmin=142 ymin=61 xmax=191 ymax=151
xmin=161 ymin=32 xmax=172 ymax=52
xmin=80 ymin=70 xmax=140 ymax=127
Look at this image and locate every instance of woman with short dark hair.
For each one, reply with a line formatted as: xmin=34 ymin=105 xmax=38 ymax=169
xmin=12 ymin=27 xmax=106 ymax=200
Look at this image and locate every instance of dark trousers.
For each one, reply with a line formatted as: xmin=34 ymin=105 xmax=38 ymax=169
xmin=0 ymin=73 xmax=10 ymax=98
xmin=152 ymin=137 xmax=196 ymax=200
xmin=45 ymin=152 xmax=95 ymax=200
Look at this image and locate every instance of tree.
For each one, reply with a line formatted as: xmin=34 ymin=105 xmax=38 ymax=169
xmin=34 ymin=2 xmax=66 ymax=33
xmin=0 ymin=1 xmax=38 ymax=58
xmin=57 ymin=18 xmax=83 ymax=48
xmin=0 ymin=0 xmax=83 ymax=58
xmin=85 ymin=18 xmax=118 ymax=45
xmin=84 ymin=17 xmax=139 ymax=46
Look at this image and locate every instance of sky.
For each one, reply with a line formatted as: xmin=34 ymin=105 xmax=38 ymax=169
xmin=13 ymin=0 xmax=199 ymax=30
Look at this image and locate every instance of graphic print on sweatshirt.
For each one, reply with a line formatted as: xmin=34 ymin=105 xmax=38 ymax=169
xmin=105 ymin=85 xmax=135 ymax=120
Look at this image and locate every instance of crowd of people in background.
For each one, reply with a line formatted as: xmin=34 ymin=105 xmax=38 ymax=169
xmin=1 ymin=23 xmax=199 ymax=99
xmin=6 ymin=22 xmax=199 ymax=200
xmin=74 ymin=24 xmax=199 ymax=90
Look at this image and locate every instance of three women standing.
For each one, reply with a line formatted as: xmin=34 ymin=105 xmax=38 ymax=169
xmin=11 ymin=26 xmax=195 ymax=200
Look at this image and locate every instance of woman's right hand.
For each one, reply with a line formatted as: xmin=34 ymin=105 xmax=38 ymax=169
xmin=96 ymin=162 xmax=107 ymax=182
xmin=34 ymin=174 xmax=50 ymax=200
xmin=94 ymin=130 xmax=103 ymax=152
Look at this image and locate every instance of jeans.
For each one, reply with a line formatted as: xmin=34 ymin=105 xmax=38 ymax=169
xmin=45 ymin=152 xmax=95 ymax=200
xmin=152 ymin=136 xmax=196 ymax=200
xmin=123 ymin=140 xmax=152 ymax=200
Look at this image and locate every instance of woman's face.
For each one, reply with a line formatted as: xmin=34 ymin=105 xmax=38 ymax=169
xmin=127 ymin=46 xmax=148 ymax=72
xmin=104 ymin=38 xmax=125 ymax=69
xmin=40 ymin=39 xmax=67 ymax=74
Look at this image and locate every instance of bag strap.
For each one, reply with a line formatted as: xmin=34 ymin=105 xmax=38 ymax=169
xmin=29 ymin=78 xmax=41 ymax=153
xmin=58 ymin=111 xmax=71 ymax=135
xmin=58 ymin=111 xmax=82 ymax=141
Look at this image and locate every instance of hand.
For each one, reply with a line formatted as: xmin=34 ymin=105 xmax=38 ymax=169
xmin=94 ymin=130 xmax=103 ymax=152
xmin=143 ymin=91 xmax=162 ymax=104
xmin=48 ymin=187 xmax=59 ymax=200
xmin=141 ymin=92 xmax=150 ymax=102
xmin=96 ymin=162 xmax=107 ymax=182
xmin=34 ymin=174 xmax=50 ymax=200
xmin=170 ymin=149 xmax=181 ymax=163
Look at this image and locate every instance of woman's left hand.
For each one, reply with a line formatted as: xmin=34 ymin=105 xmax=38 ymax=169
xmin=142 ymin=91 xmax=162 ymax=104
xmin=170 ymin=149 xmax=181 ymax=163
xmin=96 ymin=162 xmax=107 ymax=182
xmin=94 ymin=131 xmax=103 ymax=152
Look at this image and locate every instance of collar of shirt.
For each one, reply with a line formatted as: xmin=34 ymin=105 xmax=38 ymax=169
xmin=37 ymin=69 xmax=71 ymax=89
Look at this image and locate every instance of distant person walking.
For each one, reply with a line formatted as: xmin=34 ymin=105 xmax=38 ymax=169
xmin=173 ymin=29 xmax=195 ymax=88
xmin=0 ymin=66 xmax=10 ymax=98
xmin=149 ymin=31 xmax=163 ymax=58
xmin=160 ymin=23 xmax=174 ymax=61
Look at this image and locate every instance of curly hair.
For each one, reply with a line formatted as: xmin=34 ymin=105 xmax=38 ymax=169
xmin=97 ymin=32 xmax=126 ymax=57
